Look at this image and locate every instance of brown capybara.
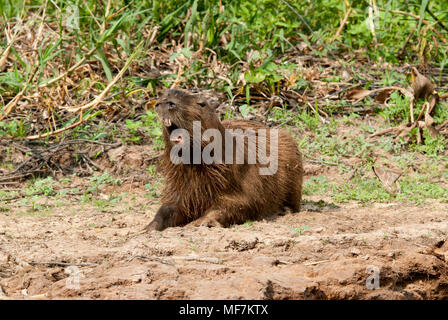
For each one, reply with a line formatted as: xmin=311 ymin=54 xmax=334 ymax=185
xmin=145 ymin=89 xmax=303 ymax=231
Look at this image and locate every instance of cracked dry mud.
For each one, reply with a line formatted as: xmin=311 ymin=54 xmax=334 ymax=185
xmin=1 ymin=186 xmax=447 ymax=300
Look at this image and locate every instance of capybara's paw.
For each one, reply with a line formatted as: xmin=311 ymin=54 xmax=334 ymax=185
xmin=144 ymin=220 xmax=163 ymax=232
xmin=190 ymin=216 xmax=223 ymax=228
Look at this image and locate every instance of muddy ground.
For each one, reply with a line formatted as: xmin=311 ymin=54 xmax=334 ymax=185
xmin=1 ymin=175 xmax=447 ymax=300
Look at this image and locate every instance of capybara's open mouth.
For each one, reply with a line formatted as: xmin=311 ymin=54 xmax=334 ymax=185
xmin=160 ymin=118 xmax=182 ymax=144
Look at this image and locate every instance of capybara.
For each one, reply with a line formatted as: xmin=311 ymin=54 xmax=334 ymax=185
xmin=145 ymin=89 xmax=303 ymax=231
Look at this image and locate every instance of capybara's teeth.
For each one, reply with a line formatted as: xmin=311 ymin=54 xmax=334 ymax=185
xmin=163 ymin=118 xmax=171 ymax=126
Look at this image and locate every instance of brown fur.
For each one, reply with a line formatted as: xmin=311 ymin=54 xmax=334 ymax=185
xmin=145 ymin=89 xmax=303 ymax=231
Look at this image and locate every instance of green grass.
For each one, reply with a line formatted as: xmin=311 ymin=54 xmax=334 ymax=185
xmin=290 ymin=225 xmax=309 ymax=236
xmin=0 ymin=0 xmax=447 ymax=208
xmin=304 ymin=172 xmax=447 ymax=204
xmin=301 ymin=115 xmax=447 ymax=204
xmin=88 ymin=172 xmax=122 ymax=193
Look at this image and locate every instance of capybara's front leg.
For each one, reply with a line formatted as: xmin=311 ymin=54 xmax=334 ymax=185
xmin=145 ymin=204 xmax=187 ymax=231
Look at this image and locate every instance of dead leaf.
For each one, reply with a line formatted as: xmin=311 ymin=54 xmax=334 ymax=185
xmin=423 ymin=111 xmax=440 ymax=138
xmin=345 ymin=86 xmax=411 ymax=104
xmin=345 ymin=88 xmax=371 ymax=101
xmin=296 ymin=41 xmax=310 ymax=53
xmin=427 ymin=93 xmax=439 ymax=114
xmin=146 ymin=67 xmax=161 ymax=79
xmin=375 ymin=88 xmax=395 ymax=104
xmin=412 ymin=67 xmax=434 ymax=99
xmin=341 ymin=70 xmax=351 ymax=81
xmin=414 ymin=96 xmax=441 ymax=138
xmin=372 ymin=166 xmax=402 ymax=195
xmin=438 ymin=120 xmax=448 ymax=133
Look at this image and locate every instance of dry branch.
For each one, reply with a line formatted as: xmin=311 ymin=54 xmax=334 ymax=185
xmin=66 ymin=41 xmax=143 ymax=113
xmin=29 ymin=261 xmax=98 ymax=267
xmin=0 ymin=67 xmax=38 ymax=121
xmin=331 ymin=8 xmax=352 ymax=43
xmin=23 ymin=42 xmax=143 ymax=140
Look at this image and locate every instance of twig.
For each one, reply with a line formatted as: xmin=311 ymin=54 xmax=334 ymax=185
xmin=39 ymin=48 xmax=97 ymax=88
xmin=32 ymin=0 xmax=48 ymax=50
xmin=29 ymin=261 xmax=98 ymax=267
xmin=413 ymin=242 xmax=431 ymax=249
xmin=0 ymin=196 xmax=20 ymax=202
xmin=331 ymin=8 xmax=352 ymax=43
xmin=133 ymin=255 xmax=175 ymax=266
xmin=80 ymin=154 xmax=104 ymax=171
xmin=304 ymin=259 xmax=330 ymax=266
xmin=0 ymin=173 xmax=35 ymax=183
xmin=24 ymin=111 xmax=100 ymax=140
xmin=0 ymin=26 xmax=16 ymax=72
xmin=83 ymin=0 xmax=102 ymax=28
xmin=0 ymin=67 xmax=38 ymax=121
xmin=66 ymin=41 xmax=143 ymax=113
xmin=174 ymin=255 xmax=222 ymax=264
xmin=145 ymin=154 xmax=162 ymax=163
xmin=148 ymin=26 xmax=160 ymax=48
xmin=274 ymin=118 xmax=294 ymax=128
xmin=38 ymin=2 xmax=134 ymax=88
xmin=0 ymin=139 xmax=120 ymax=180
xmin=54 ymin=139 xmax=122 ymax=147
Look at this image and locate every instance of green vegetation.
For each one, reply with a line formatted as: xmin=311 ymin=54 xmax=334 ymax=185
xmin=300 ymin=113 xmax=447 ymax=204
xmin=1 ymin=0 xmax=447 ymax=136
xmin=291 ymin=225 xmax=310 ymax=236
xmin=0 ymin=0 xmax=447 ymax=207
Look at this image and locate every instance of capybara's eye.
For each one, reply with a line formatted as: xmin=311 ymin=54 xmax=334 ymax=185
xmin=168 ymin=102 xmax=176 ymax=110
xmin=198 ymin=102 xmax=206 ymax=108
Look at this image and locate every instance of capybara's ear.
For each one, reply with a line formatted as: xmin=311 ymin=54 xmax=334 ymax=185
xmin=195 ymin=95 xmax=219 ymax=111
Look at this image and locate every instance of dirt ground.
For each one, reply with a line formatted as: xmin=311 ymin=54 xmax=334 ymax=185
xmin=1 ymin=177 xmax=447 ymax=300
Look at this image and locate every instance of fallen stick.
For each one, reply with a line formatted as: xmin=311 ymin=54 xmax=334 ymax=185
xmin=24 ymin=111 xmax=100 ymax=140
xmin=331 ymin=8 xmax=352 ymax=43
xmin=173 ymin=255 xmax=222 ymax=264
xmin=29 ymin=261 xmax=98 ymax=267
xmin=38 ymin=48 xmax=97 ymax=88
xmin=38 ymin=2 xmax=136 ymax=88
xmin=303 ymin=259 xmax=330 ymax=266
xmin=133 ymin=255 xmax=175 ymax=266
xmin=0 ymin=30 xmax=15 ymax=72
xmin=66 ymin=41 xmax=143 ymax=113
xmin=0 ymin=196 xmax=20 ymax=202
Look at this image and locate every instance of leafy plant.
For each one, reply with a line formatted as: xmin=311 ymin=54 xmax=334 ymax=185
xmin=291 ymin=225 xmax=310 ymax=236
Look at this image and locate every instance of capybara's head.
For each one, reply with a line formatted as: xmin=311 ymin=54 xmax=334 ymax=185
xmin=155 ymin=89 xmax=221 ymax=147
